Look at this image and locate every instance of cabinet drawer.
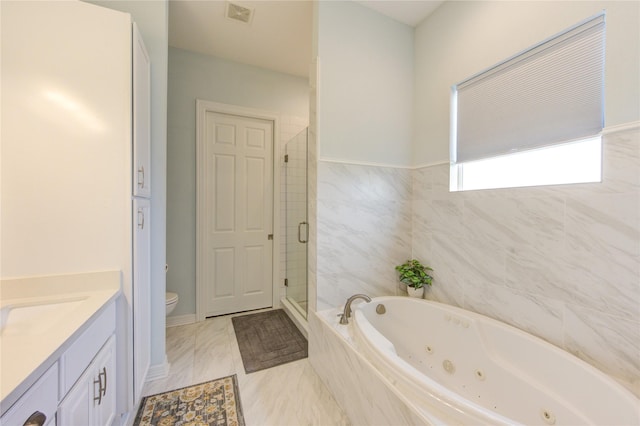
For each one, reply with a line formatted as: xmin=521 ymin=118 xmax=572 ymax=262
xmin=0 ymin=363 xmax=58 ymax=426
xmin=59 ymin=303 xmax=115 ymax=396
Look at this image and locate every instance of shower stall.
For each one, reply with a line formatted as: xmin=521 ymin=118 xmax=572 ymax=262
xmin=282 ymin=128 xmax=308 ymax=319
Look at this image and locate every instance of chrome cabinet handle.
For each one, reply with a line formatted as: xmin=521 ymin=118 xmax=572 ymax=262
xmin=23 ymin=411 xmax=46 ymax=426
xmin=93 ymin=367 xmax=106 ymax=405
xmin=93 ymin=375 xmax=102 ymax=405
xmin=138 ymin=165 xmax=145 ymax=188
xmin=298 ymin=221 xmax=308 ymax=244
xmin=101 ymin=367 xmax=107 ymax=397
xmin=93 ymin=367 xmax=107 ymax=405
xmin=138 ymin=208 xmax=145 ymax=230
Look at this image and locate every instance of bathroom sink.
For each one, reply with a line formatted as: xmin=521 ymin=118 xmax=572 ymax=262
xmin=0 ymin=298 xmax=86 ymax=336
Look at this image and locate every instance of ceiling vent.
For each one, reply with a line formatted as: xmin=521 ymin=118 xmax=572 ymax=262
xmin=225 ymin=2 xmax=254 ymax=25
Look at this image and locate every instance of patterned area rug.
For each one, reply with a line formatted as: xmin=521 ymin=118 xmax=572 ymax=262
xmin=232 ymin=309 xmax=308 ymax=373
xmin=134 ymin=375 xmax=245 ymax=426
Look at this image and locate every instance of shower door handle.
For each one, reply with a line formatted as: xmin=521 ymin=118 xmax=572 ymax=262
xmin=298 ymin=221 xmax=308 ymax=244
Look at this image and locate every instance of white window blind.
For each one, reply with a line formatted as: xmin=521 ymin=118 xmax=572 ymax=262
xmin=452 ymin=12 xmax=605 ymax=163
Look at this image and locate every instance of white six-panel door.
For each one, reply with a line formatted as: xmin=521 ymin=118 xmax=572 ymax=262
xmin=200 ymin=110 xmax=274 ymax=317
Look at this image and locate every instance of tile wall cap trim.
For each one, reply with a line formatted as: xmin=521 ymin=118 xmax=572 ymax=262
xmin=602 ymin=120 xmax=640 ymax=135
xmin=411 ymin=160 xmax=450 ymax=170
xmin=319 ymin=156 xmax=449 ymax=170
xmin=319 ymin=156 xmax=414 ymax=169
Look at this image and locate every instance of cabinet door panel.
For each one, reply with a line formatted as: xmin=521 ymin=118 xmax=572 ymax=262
xmin=58 ymin=366 xmax=93 ymax=426
xmin=133 ymin=199 xmax=151 ymax=402
xmin=94 ymin=336 xmax=117 ymax=426
xmin=58 ymin=336 xmax=116 ymax=426
xmin=133 ymin=22 xmax=151 ymax=197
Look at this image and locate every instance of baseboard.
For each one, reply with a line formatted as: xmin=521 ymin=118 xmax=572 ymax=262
xmin=146 ymin=356 xmax=171 ymax=381
xmin=120 ymin=411 xmax=132 ymax=426
xmin=166 ymin=314 xmax=196 ymax=327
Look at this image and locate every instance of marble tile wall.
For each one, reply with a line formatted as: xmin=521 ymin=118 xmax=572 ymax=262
xmin=412 ymin=127 xmax=640 ymax=394
xmin=316 ymin=162 xmax=413 ymax=310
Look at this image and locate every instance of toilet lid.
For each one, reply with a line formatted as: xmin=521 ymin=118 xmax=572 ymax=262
xmin=166 ymin=292 xmax=178 ymax=304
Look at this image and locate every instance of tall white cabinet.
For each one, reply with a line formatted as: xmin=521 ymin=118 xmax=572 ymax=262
xmin=132 ymin=22 xmax=152 ymax=405
xmin=1 ymin=0 xmax=151 ymax=420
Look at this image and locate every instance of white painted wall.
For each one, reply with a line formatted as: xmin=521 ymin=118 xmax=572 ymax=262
xmin=413 ymin=0 xmax=640 ymax=165
xmin=1 ymin=2 xmax=131 ymax=278
xmin=317 ymin=1 xmax=414 ymax=166
xmin=167 ymin=47 xmax=309 ymax=317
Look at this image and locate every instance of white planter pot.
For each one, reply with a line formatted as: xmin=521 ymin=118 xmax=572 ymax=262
xmin=407 ymin=286 xmax=424 ymax=298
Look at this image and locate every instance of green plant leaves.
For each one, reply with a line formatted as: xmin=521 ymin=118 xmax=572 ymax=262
xmin=395 ymin=259 xmax=433 ymax=289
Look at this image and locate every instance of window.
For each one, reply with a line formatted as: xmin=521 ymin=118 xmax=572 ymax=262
xmin=450 ymin=12 xmax=606 ymax=192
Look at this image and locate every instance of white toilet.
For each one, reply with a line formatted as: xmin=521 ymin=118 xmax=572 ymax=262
xmin=166 ymin=292 xmax=179 ymax=316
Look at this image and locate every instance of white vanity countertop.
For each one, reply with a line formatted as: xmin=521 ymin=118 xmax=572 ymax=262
xmin=0 ymin=271 xmax=121 ymax=414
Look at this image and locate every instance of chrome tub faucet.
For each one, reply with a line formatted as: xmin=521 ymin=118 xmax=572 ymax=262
xmin=339 ymin=294 xmax=372 ymax=324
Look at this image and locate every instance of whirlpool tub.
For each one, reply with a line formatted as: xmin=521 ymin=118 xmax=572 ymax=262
xmin=351 ymin=297 xmax=639 ymax=425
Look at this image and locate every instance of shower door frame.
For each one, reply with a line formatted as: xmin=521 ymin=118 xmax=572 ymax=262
xmin=284 ymin=128 xmax=309 ymax=318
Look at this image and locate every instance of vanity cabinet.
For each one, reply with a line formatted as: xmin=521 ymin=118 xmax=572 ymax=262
xmin=57 ymin=302 xmax=117 ymax=426
xmin=58 ymin=336 xmax=116 ymax=426
xmin=0 ymin=295 xmax=117 ymax=426
xmin=0 ymin=364 xmax=58 ymax=426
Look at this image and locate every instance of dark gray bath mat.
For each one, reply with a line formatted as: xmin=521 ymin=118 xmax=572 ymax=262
xmin=232 ymin=309 xmax=307 ymax=373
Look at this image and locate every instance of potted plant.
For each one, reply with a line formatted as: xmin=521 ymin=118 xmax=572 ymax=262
xmin=395 ymin=259 xmax=433 ymax=298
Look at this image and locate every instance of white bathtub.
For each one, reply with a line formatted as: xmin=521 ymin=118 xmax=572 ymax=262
xmin=352 ymin=296 xmax=640 ymax=425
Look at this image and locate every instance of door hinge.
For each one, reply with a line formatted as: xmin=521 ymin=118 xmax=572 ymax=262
xmin=284 ymin=154 xmax=289 ymax=163
xmin=268 ymin=234 xmax=273 ymax=240
xmin=284 ymin=278 xmax=289 ymax=287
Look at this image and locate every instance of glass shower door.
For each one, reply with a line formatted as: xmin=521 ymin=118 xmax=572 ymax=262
xmin=284 ymin=128 xmax=308 ymax=318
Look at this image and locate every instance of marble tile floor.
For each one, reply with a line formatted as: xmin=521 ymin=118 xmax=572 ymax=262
xmin=142 ymin=310 xmax=350 ymax=426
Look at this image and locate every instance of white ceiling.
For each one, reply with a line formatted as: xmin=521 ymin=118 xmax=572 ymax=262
xmin=354 ymin=1 xmax=443 ymax=27
xmin=168 ymin=1 xmax=443 ymax=78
